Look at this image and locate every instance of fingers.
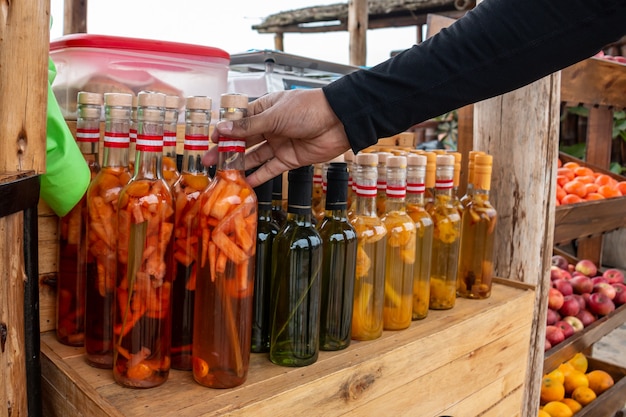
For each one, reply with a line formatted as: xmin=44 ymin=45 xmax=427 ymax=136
xmin=201 ymin=146 xmax=218 ymax=167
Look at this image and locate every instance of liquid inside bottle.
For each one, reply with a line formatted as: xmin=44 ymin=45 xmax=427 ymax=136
xmin=375 ymin=152 xmax=392 ymax=217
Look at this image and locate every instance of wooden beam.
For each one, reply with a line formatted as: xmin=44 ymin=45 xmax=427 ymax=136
xmin=64 ymin=0 xmax=87 ymax=35
xmin=349 ymin=0 xmax=368 ymax=67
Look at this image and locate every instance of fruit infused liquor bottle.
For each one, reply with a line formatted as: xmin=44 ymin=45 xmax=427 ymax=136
xmin=343 ymin=149 xmax=356 ymax=218
xmin=128 ymin=95 xmax=138 ymax=172
xmin=405 ymin=154 xmax=434 ymax=320
xmin=350 ymin=153 xmax=387 ymax=341
xmin=270 ymin=165 xmax=323 ymax=366
xmin=170 ymin=96 xmax=212 ymax=370
xmin=460 ymin=150 xmax=484 ymax=208
xmin=113 ymin=91 xmax=175 ymax=388
xmin=162 ymin=95 xmax=181 ymax=189
xmin=428 ymin=154 xmax=462 ymax=310
xmin=251 ymin=176 xmax=280 ymax=353
xmin=381 ymin=156 xmax=416 ymax=330
xmin=457 ymin=154 xmax=497 ymax=299
xmin=84 ymin=92 xmax=133 ymax=367
xmin=317 ymin=162 xmax=357 ymax=351
xmin=450 ymin=152 xmax=464 ymax=215
xmin=271 ymin=173 xmax=287 ymax=228
xmin=57 ymin=91 xmax=102 ymax=346
xmin=423 ymin=151 xmax=437 ymax=212
xmin=375 ymin=151 xmax=392 ymax=217
xmin=193 ymin=93 xmax=257 ymax=388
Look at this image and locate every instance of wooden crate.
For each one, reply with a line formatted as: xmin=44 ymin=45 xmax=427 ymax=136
xmin=41 ymin=278 xmax=534 ymax=417
xmin=577 ymin=357 xmax=626 ymax=417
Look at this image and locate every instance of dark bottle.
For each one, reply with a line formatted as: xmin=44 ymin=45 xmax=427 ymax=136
xmin=251 ymin=176 xmax=280 ymax=353
xmin=317 ymin=162 xmax=357 ymax=351
xmin=270 ymin=165 xmax=323 ymax=367
xmin=271 ymin=173 xmax=287 ymax=228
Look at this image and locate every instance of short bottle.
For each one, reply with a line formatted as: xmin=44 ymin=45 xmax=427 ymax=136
xmin=375 ymin=152 xmax=392 ymax=217
xmin=381 ymin=156 xmax=416 ymax=330
xmin=457 ymin=154 xmax=497 ymax=299
xmin=270 ymin=165 xmax=323 ymax=367
xmin=162 ymin=95 xmax=181 ymax=188
xmin=317 ymin=162 xmax=357 ymax=351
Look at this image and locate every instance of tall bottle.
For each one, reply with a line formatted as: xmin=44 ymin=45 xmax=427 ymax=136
xmin=113 ymin=91 xmax=175 ymax=388
xmin=57 ymin=91 xmax=102 ymax=346
xmin=405 ymin=154 xmax=434 ymax=320
xmin=193 ymin=93 xmax=257 ymax=388
xmin=84 ymin=92 xmax=132 ymax=367
xmin=271 ymin=173 xmax=287 ymax=228
xmin=428 ymin=154 xmax=462 ymax=310
xmin=460 ymin=150 xmax=484 ymax=208
xmin=317 ymin=162 xmax=357 ymax=351
xmin=162 ymin=95 xmax=181 ymax=189
xmin=450 ymin=152 xmax=464 ymax=215
xmin=269 ymin=165 xmax=323 ymax=367
xmin=381 ymin=156 xmax=416 ymax=330
xmin=350 ymin=153 xmax=387 ymax=340
xmin=251 ymin=176 xmax=280 ymax=353
xmin=170 ymin=96 xmax=212 ymax=370
xmin=375 ymin=152 xmax=392 ymax=217
xmin=128 ymin=95 xmax=138 ymax=172
xmin=423 ymin=151 xmax=437 ymax=212
xmin=457 ymin=154 xmax=497 ymax=299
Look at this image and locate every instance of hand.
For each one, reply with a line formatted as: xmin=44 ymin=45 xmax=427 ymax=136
xmin=203 ymin=88 xmax=351 ymax=188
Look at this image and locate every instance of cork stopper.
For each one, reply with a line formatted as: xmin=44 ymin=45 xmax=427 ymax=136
xmin=407 ymin=153 xmax=427 ymax=167
xmin=450 ymin=152 xmax=462 ymax=187
xmin=343 ymin=149 xmax=355 ymax=162
xmin=186 ymin=96 xmax=212 ymax=110
xmin=77 ymin=91 xmax=103 ymax=106
xmin=436 ymin=154 xmax=455 ymax=166
xmin=356 ymin=152 xmax=378 ymax=166
xmin=387 ymin=155 xmax=407 ymax=168
xmin=165 ymin=95 xmax=181 ymax=109
xmin=377 ymin=152 xmax=393 ymax=165
xmin=132 ymin=95 xmax=138 ymax=108
xmin=433 ymin=149 xmax=446 ymax=155
xmin=424 ymin=151 xmax=436 ymax=188
xmin=474 ymin=154 xmax=493 ymax=190
xmin=138 ymin=91 xmax=166 ymax=108
xmin=104 ymin=92 xmax=133 ymax=107
xmin=220 ymin=93 xmax=248 ymax=109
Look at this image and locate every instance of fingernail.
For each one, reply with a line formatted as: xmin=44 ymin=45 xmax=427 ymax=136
xmin=218 ymin=120 xmax=233 ymax=133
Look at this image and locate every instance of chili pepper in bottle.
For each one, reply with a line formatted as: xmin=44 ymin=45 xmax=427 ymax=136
xmin=113 ymin=91 xmax=175 ymax=388
xmin=270 ymin=165 xmax=323 ymax=367
xmin=460 ymin=151 xmax=484 ymax=208
xmin=128 ymin=95 xmax=138 ymax=173
xmin=311 ymin=163 xmax=324 ymax=222
xmin=375 ymin=152 xmax=392 ymax=217
xmin=84 ymin=92 xmax=133 ymax=367
xmin=57 ymin=91 xmax=102 ymax=346
xmin=251 ymin=175 xmax=280 ymax=353
xmin=271 ymin=173 xmax=287 ymax=228
xmin=381 ymin=156 xmax=416 ymax=330
xmin=428 ymin=154 xmax=462 ymax=310
xmin=162 ymin=95 xmax=181 ymax=189
xmin=170 ymin=96 xmax=212 ymax=371
xmin=405 ymin=154 xmax=434 ymax=320
xmin=423 ymin=151 xmax=437 ymax=212
xmin=350 ymin=153 xmax=387 ymax=340
xmin=317 ymin=162 xmax=357 ymax=351
xmin=457 ymin=154 xmax=497 ymax=299
xmin=192 ymin=93 xmax=257 ymax=388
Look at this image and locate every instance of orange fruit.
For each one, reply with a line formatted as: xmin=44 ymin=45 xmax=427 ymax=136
xmin=561 ymin=194 xmax=583 ymax=205
xmin=558 ymin=167 xmax=575 ymax=181
xmin=586 ymin=369 xmax=614 ymax=395
xmin=542 ymin=401 xmax=573 ymax=417
xmin=556 ymin=185 xmax=567 ymax=202
xmin=541 ymin=376 xmax=565 ymax=404
xmin=563 ymin=162 xmax=580 ymax=170
xmin=538 ymin=409 xmax=551 ymax=417
xmin=563 ymin=370 xmax=588 ymax=394
xmin=585 ymin=192 xmax=605 ymax=201
xmin=557 ymin=175 xmax=569 ymax=187
xmin=567 ymin=352 xmax=588 ymax=373
xmin=616 ymin=181 xmax=626 ymax=195
xmin=583 ymin=182 xmax=599 ymax=194
xmin=561 ymin=398 xmax=582 ymax=414
xmin=563 ymin=181 xmax=587 ymax=198
xmin=598 ymin=184 xmax=621 ymax=198
xmin=575 ymin=174 xmax=596 ymax=184
xmin=595 ymin=174 xmax=613 ymax=186
xmin=557 ymin=158 xmax=563 ymax=168
xmin=574 ymin=166 xmax=594 ymax=177
xmin=572 ymin=386 xmax=597 ymax=406
xmin=547 ymin=368 xmax=565 ymax=385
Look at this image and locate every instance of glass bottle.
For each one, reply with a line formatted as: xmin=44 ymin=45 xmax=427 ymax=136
xmin=428 ymin=154 xmax=462 ymax=310
xmin=113 ymin=91 xmax=175 ymax=388
xmin=350 ymin=153 xmax=387 ymax=340
xmin=193 ymin=93 xmax=257 ymax=388
xmin=311 ymin=163 xmax=324 ymax=221
xmin=317 ymin=162 xmax=357 ymax=351
xmin=170 ymin=96 xmax=212 ymax=371
xmin=162 ymin=95 xmax=181 ymax=189
xmin=84 ymin=92 xmax=132 ymax=367
xmin=271 ymin=173 xmax=287 ymax=228
xmin=457 ymin=154 xmax=498 ymax=299
xmin=460 ymin=150 xmax=484 ymax=208
xmin=381 ymin=156 xmax=416 ymax=330
xmin=251 ymin=176 xmax=280 ymax=353
xmin=128 ymin=95 xmax=138 ymax=172
xmin=375 ymin=152 xmax=392 ymax=217
xmin=344 ymin=149 xmax=356 ymax=218
xmin=269 ymin=165 xmax=323 ymax=367
xmin=423 ymin=151 xmax=437 ymax=212
xmin=57 ymin=91 xmax=102 ymax=346
xmin=450 ymin=151 xmax=464 ymax=215
xmin=405 ymin=154 xmax=434 ymax=320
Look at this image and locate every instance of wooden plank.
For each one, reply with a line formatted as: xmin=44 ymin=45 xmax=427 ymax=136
xmin=561 ymin=58 xmax=626 ymax=109
xmin=63 ymin=0 xmax=87 ymax=35
xmin=348 ymin=0 xmax=368 ymax=67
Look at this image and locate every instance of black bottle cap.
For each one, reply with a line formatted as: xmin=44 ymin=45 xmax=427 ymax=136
xmin=272 ymin=173 xmax=283 ymax=200
xmin=287 ymin=165 xmax=313 ymax=214
xmin=326 ymin=162 xmax=348 ymax=208
xmin=253 ymin=177 xmax=273 ymax=208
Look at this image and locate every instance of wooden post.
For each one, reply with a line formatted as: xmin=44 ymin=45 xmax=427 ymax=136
xmin=274 ymin=32 xmax=284 ymax=52
xmin=64 ymin=0 xmax=87 ymax=34
xmin=474 ymin=73 xmax=561 ymax=416
xmin=348 ymin=0 xmax=368 ymax=67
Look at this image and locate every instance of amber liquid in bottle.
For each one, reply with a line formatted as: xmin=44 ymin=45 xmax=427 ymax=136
xmin=457 ymin=154 xmax=497 ymax=299
xmin=375 ymin=152 xmax=392 ymax=218
xmin=423 ymin=151 xmax=437 ymax=213
xmin=428 ymin=154 xmax=461 ymax=310
xmin=350 ymin=153 xmax=387 ymax=340
xmin=84 ymin=92 xmax=132 ymax=367
xmin=162 ymin=95 xmax=181 ymax=189
xmin=170 ymin=96 xmax=212 ymax=370
xmin=460 ymin=151 xmax=484 ymax=208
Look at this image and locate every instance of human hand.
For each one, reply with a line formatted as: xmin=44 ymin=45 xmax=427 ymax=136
xmin=202 ymin=88 xmax=351 ymax=188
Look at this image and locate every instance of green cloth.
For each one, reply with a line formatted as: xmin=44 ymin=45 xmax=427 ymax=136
xmin=40 ymin=58 xmax=90 ymax=217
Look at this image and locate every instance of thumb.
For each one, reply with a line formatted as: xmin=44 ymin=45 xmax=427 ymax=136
xmin=215 ymin=116 xmax=267 ymax=148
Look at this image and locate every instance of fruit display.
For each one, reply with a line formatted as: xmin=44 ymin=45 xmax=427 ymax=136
xmin=545 ymin=255 xmax=626 ymax=351
xmin=539 ymin=352 xmax=616 ymax=416
xmin=556 ymin=159 xmax=626 ymax=206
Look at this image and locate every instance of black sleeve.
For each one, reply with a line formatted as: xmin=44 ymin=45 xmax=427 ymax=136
xmin=322 ymin=0 xmax=626 ymax=153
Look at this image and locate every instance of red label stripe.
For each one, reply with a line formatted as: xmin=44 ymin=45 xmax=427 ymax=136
xmin=377 ymin=180 xmax=387 ymax=190
xmin=406 ymin=182 xmax=426 ymax=193
xmin=104 ymin=132 xmax=130 ymax=148
xmin=435 ymin=179 xmax=454 ymax=189
xmin=136 ymin=134 xmax=163 ymax=151
xmin=386 ymin=185 xmax=406 ymax=198
xmin=313 ymin=174 xmax=323 ymax=184
xmin=129 ymin=129 xmax=137 ymax=143
xmin=218 ymin=137 xmax=245 ymax=153
xmin=184 ymin=134 xmax=209 ymax=151
xmin=76 ymin=128 xmax=100 ymax=143
xmin=356 ymin=184 xmax=377 ymax=197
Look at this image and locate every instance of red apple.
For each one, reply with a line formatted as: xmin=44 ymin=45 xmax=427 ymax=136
xmin=553 ymin=279 xmax=574 ymax=296
xmin=555 ymin=320 xmax=575 ymax=338
xmin=612 ymin=283 xmax=626 ymax=306
xmin=576 ymin=259 xmax=598 ymax=277
xmin=603 ymin=268 xmax=625 ymax=285
xmin=552 ymin=255 xmax=569 ymax=270
xmin=572 ymin=294 xmax=586 ymax=310
xmin=545 ymin=325 xmax=565 ymax=346
xmin=593 ymin=282 xmax=617 ymax=300
xmin=563 ymin=316 xmax=585 ymax=333
xmin=559 ymin=295 xmax=581 ymax=317
xmin=576 ymin=308 xmax=597 ymax=326
xmin=570 ymin=274 xmax=594 ymax=294
xmin=591 ymin=276 xmax=608 ymax=286
xmin=546 ymin=308 xmax=561 ymax=325
xmin=550 ymin=266 xmax=571 ymax=281
xmin=587 ymin=292 xmax=616 ymax=316
xmin=548 ymin=287 xmax=565 ymax=310
xmin=568 ymin=263 xmax=575 ymax=273
xmin=544 ymin=338 xmax=552 ymax=352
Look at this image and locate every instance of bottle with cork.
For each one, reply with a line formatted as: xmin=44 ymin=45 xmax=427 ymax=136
xmin=162 ymin=95 xmax=181 ymax=189
xmin=423 ymin=151 xmax=437 ymax=212
xmin=450 ymin=152 xmax=464 ymax=215
xmin=460 ymin=150 xmax=485 ymax=208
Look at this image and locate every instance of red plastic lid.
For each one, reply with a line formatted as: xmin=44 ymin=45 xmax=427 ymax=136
xmin=50 ymin=34 xmax=230 ymax=61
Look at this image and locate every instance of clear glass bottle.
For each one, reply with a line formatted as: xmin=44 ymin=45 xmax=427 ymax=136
xmin=428 ymin=154 xmax=462 ymax=310
xmin=460 ymin=151 xmax=484 ymax=208
xmin=84 ymin=92 xmax=132 ymax=367
xmin=251 ymin=176 xmax=280 ymax=353
xmin=170 ymin=96 xmax=212 ymax=371
xmin=450 ymin=151 xmax=464 ymax=215
xmin=311 ymin=163 xmax=324 ymax=221
xmin=381 ymin=156 xmax=416 ymax=330
xmin=113 ymin=91 xmax=175 ymax=388
xmin=317 ymin=162 xmax=357 ymax=351
xmin=269 ymin=165 xmax=323 ymax=367
xmin=193 ymin=93 xmax=257 ymax=388
xmin=57 ymin=91 xmax=102 ymax=346
xmin=350 ymin=153 xmax=387 ymax=341
xmin=162 ymin=95 xmax=181 ymax=189
xmin=128 ymin=95 xmax=138 ymax=172
xmin=457 ymin=154 xmax=498 ymax=299
xmin=405 ymin=154 xmax=434 ymax=320
xmin=375 ymin=152 xmax=392 ymax=218
xmin=271 ymin=173 xmax=287 ymax=228
xmin=423 ymin=151 xmax=437 ymax=212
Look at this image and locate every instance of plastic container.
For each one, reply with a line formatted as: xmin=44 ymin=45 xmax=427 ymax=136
xmin=49 ymin=34 xmax=230 ymax=120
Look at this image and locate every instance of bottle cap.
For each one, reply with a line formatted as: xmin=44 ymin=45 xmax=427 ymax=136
xmin=272 ymin=173 xmax=283 ymax=200
xmin=326 ymin=162 xmax=349 ymax=207
xmin=436 ymin=154 xmax=455 ymax=166
xmin=165 ymin=95 xmax=181 ymax=109
xmin=424 ymin=151 xmax=437 ymax=188
xmin=220 ymin=93 xmax=248 ymax=109
xmin=377 ymin=152 xmax=393 ymax=165
xmin=288 ymin=165 xmax=313 ymax=214
xmin=138 ymin=91 xmax=166 ymax=108
xmin=387 ymin=155 xmax=407 ymax=168
xmin=356 ymin=152 xmax=378 ymax=166
xmin=407 ymin=154 xmax=427 ymax=167
xmin=77 ymin=91 xmax=103 ymax=105
xmin=474 ymin=154 xmax=493 ymax=190
xmin=186 ymin=96 xmax=212 ymax=110
xmin=104 ymin=92 xmax=132 ymax=107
